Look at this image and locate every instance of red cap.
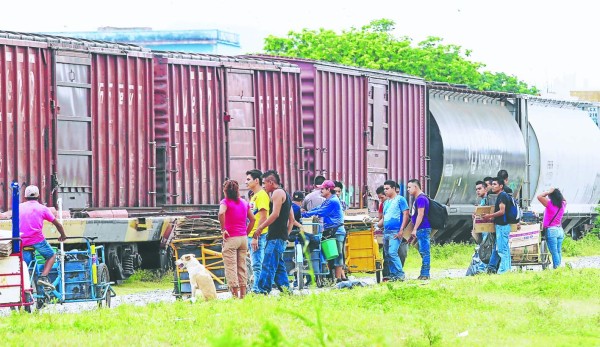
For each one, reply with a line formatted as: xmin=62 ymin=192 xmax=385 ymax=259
xmin=317 ymin=180 xmax=335 ymax=189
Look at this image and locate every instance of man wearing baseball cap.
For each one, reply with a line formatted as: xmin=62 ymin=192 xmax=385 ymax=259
xmin=302 ymin=180 xmax=347 ymax=282
xmin=20 ymin=185 xmax=67 ymax=289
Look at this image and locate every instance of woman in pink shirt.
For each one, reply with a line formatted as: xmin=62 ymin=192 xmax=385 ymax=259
xmin=537 ymin=187 xmax=566 ymax=269
xmin=218 ymin=180 xmax=255 ymax=298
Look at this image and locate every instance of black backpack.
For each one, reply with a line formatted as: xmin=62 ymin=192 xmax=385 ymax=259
xmin=427 ymin=197 xmax=449 ymax=230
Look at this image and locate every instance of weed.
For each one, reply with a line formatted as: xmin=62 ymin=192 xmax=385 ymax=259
xmin=253 ymin=322 xmax=286 ymax=347
xmin=422 ymin=323 xmax=442 ymax=346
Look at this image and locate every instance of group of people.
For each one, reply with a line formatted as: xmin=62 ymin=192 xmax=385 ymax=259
xmin=18 ymin=167 xmax=567 ymax=300
xmin=218 ymin=170 xmax=351 ymax=298
xmin=468 ymin=170 xmax=566 ymax=275
xmin=375 ymin=179 xmax=432 ymax=281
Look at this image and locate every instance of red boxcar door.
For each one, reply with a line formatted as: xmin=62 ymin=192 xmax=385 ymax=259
xmin=366 ymin=80 xmax=389 ymax=211
xmin=226 ymin=69 xmax=256 ymax=199
xmin=53 ymin=52 xmax=92 ymax=209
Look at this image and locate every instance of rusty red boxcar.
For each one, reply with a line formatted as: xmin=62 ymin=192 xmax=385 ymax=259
xmin=153 ymin=52 xmax=303 ymax=203
xmin=0 ymin=31 xmax=155 ymax=211
xmin=247 ymin=56 xmax=427 ymax=210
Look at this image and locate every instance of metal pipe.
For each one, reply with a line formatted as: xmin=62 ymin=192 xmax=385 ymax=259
xmin=11 ymin=182 xmax=19 ymax=253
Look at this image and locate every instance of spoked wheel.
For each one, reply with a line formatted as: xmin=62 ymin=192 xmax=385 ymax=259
xmin=97 ymin=263 xmax=112 ymax=308
xmin=104 ymin=289 xmax=112 ymax=308
xmin=315 ymin=275 xmax=325 ymax=288
xmin=36 ymin=298 xmax=45 ymax=310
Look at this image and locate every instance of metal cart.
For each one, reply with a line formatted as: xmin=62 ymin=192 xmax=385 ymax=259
xmin=29 ymin=237 xmax=116 ymax=309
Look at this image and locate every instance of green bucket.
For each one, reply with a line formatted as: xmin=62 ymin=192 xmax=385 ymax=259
xmin=321 ymin=239 xmax=339 ymax=260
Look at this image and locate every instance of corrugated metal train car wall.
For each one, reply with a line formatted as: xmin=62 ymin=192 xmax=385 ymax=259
xmin=388 ymin=81 xmax=427 ymax=201
xmin=288 ymin=59 xmax=427 ymax=209
xmin=55 ymin=47 xmax=155 ymax=209
xmin=154 ymin=56 xmax=226 ymax=205
xmin=312 ymin=67 xmax=366 ymax=207
xmin=154 ymin=55 xmax=303 ymax=204
xmin=0 ymin=40 xmax=54 ymax=211
xmin=251 ymin=68 xmax=303 ymax=195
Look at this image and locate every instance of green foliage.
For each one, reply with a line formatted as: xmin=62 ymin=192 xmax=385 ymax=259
xmin=562 ymin=232 xmax=600 ymax=257
xmin=124 ymin=269 xmax=173 ymax=284
xmin=263 ymin=19 xmax=539 ymax=94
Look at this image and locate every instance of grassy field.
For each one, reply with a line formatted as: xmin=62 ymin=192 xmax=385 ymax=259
xmin=3 ymin=268 xmax=599 ymax=346
xmin=5 ymin=233 xmax=597 ymax=346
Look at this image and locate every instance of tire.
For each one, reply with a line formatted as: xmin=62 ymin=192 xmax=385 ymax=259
xmin=98 ymin=263 xmax=110 ymax=285
xmin=97 ymin=264 xmax=111 ymax=308
xmin=104 ymin=289 xmax=112 ymax=308
xmin=376 ymin=270 xmax=382 ymax=284
xmin=315 ymin=275 xmax=325 ymax=288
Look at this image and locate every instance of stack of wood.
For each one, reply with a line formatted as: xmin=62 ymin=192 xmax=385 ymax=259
xmin=173 ymin=217 xmax=222 ymax=240
xmin=0 ymin=230 xmax=12 ymax=257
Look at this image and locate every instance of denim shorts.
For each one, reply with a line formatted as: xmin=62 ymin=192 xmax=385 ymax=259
xmin=23 ymin=240 xmax=55 ymax=264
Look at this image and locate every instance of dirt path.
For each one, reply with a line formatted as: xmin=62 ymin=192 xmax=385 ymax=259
xmin=3 ymin=256 xmax=599 ymax=316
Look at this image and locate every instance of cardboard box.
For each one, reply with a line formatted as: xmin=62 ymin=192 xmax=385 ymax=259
xmin=472 ymin=206 xmax=494 ymax=233
xmin=511 ymin=244 xmax=539 ymax=262
xmin=509 ymin=224 xmax=541 ymax=248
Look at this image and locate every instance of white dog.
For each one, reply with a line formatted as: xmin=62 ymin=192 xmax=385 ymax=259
xmin=175 ymin=254 xmax=217 ymax=302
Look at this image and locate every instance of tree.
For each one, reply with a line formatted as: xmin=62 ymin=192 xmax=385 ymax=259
xmin=263 ymin=19 xmax=539 ymax=95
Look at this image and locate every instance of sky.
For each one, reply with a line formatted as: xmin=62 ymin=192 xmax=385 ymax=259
xmin=3 ymin=0 xmax=599 ymax=97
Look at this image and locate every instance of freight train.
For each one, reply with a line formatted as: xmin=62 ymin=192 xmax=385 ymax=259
xmin=0 ymin=31 xmax=598 ymax=280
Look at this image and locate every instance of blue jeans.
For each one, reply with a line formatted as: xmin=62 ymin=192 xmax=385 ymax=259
xmin=333 ymin=234 xmax=346 ymax=267
xmin=417 ymin=228 xmax=432 ymax=277
xmin=383 ymin=233 xmax=405 ymax=279
xmin=255 ymin=239 xmax=290 ymax=294
xmin=23 ymin=240 xmax=55 ymax=265
xmin=488 ymin=224 xmax=511 ymax=274
xmin=546 ymin=226 xmax=564 ymax=269
xmin=248 ymin=234 xmax=267 ymax=292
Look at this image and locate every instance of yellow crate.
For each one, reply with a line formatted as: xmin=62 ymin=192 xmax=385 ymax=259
xmin=345 ymin=228 xmax=379 ymax=273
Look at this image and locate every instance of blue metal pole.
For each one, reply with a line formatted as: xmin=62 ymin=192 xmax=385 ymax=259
xmin=11 ymin=182 xmax=20 ymax=253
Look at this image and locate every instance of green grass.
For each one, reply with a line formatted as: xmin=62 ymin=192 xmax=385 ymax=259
xmin=4 ymin=268 xmax=599 ymax=346
xmin=114 ymin=270 xmax=173 ymax=296
xmin=562 ymin=232 xmax=600 ymax=257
